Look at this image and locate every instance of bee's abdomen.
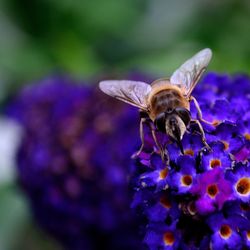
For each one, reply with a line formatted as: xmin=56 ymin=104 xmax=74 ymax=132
xmin=149 ymin=90 xmax=186 ymax=118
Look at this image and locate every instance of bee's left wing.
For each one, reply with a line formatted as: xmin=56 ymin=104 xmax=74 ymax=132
xmin=170 ymin=48 xmax=212 ymax=97
xmin=99 ymin=80 xmax=151 ymax=111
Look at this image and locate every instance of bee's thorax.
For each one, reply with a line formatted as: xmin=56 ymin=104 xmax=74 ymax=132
xmin=148 ymin=88 xmax=189 ymax=121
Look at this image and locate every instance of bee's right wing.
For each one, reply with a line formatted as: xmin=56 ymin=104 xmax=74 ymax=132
xmin=170 ymin=48 xmax=212 ymax=97
xmin=99 ymin=80 xmax=151 ymax=111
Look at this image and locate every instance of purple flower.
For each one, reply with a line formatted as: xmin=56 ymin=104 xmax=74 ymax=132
xmin=237 ymin=111 xmax=250 ymax=154
xmin=200 ymin=142 xmax=232 ymax=172
xmin=226 ymin=163 xmax=250 ymax=202
xmin=200 ymin=99 xmax=237 ymax=125
xmin=167 ymin=133 xmax=203 ymax=160
xmin=131 ymin=73 xmax=250 ymax=249
xmin=223 ymin=200 xmax=250 ymax=228
xmin=190 ymin=168 xmax=233 ymax=214
xmin=168 ymin=155 xmax=196 ymax=194
xmin=206 ymin=121 xmax=244 ymax=154
xmin=145 ymin=192 xmax=181 ymax=223
xmin=144 ymin=221 xmax=181 ymax=250
xmin=234 ymin=144 xmax=250 ymax=163
xmin=137 ymin=153 xmax=169 ymax=191
xmin=206 ymin=213 xmax=246 ymax=250
xmin=242 ymin=230 xmax=250 ymax=249
xmin=6 ymin=75 xmax=145 ymax=250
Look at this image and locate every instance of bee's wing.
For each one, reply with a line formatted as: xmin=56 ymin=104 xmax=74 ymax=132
xmin=99 ymin=80 xmax=151 ymax=110
xmin=170 ymin=48 xmax=212 ymax=97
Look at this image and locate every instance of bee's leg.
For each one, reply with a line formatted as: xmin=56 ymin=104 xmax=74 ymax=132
xmin=131 ymin=117 xmax=147 ymax=158
xmin=190 ymin=119 xmax=211 ymax=151
xmin=190 ymin=96 xmax=215 ymax=125
xmin=149 ymin=123 xmax=170 ymax=164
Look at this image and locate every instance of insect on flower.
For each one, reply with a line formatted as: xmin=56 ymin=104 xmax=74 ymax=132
xmin=99 ymin=49 xmax=213 ymax=162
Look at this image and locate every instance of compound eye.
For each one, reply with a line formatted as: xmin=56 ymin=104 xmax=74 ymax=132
xmin=175 ymin=107 xmax=191 ymax=126
xmin=154 ymin=113 xmax=166 ymax=132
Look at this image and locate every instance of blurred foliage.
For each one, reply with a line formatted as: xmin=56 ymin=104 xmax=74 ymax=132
xmin=0 ymin=0 xmax=249 ymax=89
xmin=0 ymin=184 xmax=60 ymax=250
xmin=0 ymin=0 xmax=250 ymax=249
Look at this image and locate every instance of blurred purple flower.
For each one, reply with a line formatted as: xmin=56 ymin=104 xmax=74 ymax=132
xmin=6 ymin=75 xmax=147 ymax=250
xmin=131 ymin=73 xmax=250 ymax=249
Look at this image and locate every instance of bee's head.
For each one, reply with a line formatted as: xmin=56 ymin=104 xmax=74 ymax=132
xmin=154 ymin=108 xmax=190 ymax=154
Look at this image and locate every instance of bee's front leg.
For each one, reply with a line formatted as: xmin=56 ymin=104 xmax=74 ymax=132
xmin=190 ymin=119 xmax=211 ymax=151
xmin=148 ymin=122 xmax=170 ymax=165
xmin=131 ymin=117 xmax=147 ymax=159
xmin=190 ymin=96 xmax=216 ymax=126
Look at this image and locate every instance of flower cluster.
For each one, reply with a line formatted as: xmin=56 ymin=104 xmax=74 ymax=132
xmin=6 ymin=75 xmax=145 ymax=250
xmin=131 ymin=73 xmax=250 ymax=250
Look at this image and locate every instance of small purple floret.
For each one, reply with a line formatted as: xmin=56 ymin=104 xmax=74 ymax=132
xmin=190 ymin=168 xmax=233 ymax=214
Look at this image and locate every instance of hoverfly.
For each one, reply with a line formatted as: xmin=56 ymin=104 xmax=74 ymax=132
xmin=99 ymin=48 xmax=213 ymax=162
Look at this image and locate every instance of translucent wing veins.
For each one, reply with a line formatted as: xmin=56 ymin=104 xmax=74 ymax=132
xmin=170 ymin=48 xmax=212 ymax=97
xmin=99 ymin=80 xmax=151 ymax=110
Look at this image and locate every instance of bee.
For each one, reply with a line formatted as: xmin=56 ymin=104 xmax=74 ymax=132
xmin=99 ymin=48 xmax=213 ymax=161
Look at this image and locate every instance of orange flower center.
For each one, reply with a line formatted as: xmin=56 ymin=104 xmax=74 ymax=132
xmin=247 ymin=231 xmax=250 ymax=241
xmin=236 ymin=177 xmax=250 ymax=195
xmin=210 ymin=159 xmax=221 ymax=168
xmin=221 ymin=140 xmax=229 ymax=151
xmin=184 ymin=149 xmax=194 ymax=156
xmin=163 ymin=232 xmax=175 ymax=246
xmin=219 ymin=225 xmax=232 ymax=239
xmin=160 ymin=196 xmax=171 ymax=209
xmin=244 ymin=133 xmax=250 ymax=141
xmin=212 ymin=120 xmax=220 ymax=126
xmin=181 ymin=175 xmax=193 ymax=186
xmin=240 ymin=203 xmax=250 ymax=211
xmin=159 ymin=168 xmax=168 ymax=179
xmin=207 ymin=184 xmax=219 ymax=198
